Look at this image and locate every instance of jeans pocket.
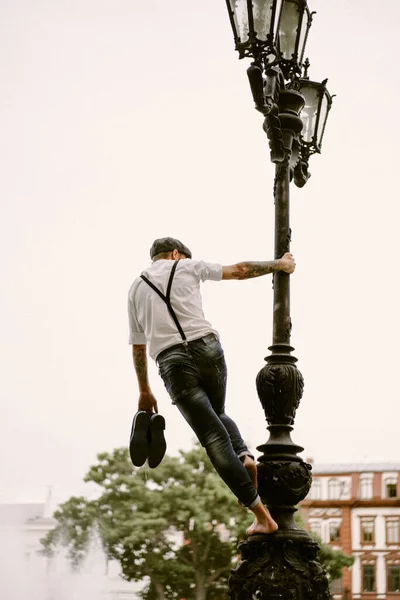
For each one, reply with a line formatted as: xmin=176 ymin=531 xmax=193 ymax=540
xmin=203 ymin=337 xmax=224 ymax=361
xmin=159 ymin=359 xmax=198 ymax=403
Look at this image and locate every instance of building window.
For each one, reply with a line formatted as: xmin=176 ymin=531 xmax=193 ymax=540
xmin=385 ymin=478 xmax=398 ymax=498
xmin=361 ymin=518 xmax=375 ymax=544
xmin=362 ymin=565 xmax=376 ymax=593
xmin=310 ymin=478 xmax=321 ymax=500
xmin=328 ymin=479 xmax=342 ymax=500
xmin=329 ymin=522 xmax=341 ymax=543
xmin=360 ymin=477 xmax=373 ymax=499
xmin=388 ymin=565 xmax=400 ymax=593
xmin=330 ymin=578 xmax=342 ymax=594
xmin=386 ymin=519 xmax=400 ymax=544
xmin=310 ymin=521 xmax=322 ymax=540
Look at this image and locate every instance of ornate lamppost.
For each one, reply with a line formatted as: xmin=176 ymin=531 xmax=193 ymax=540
xmin=224 ymin=1 xmax=333 ymax=598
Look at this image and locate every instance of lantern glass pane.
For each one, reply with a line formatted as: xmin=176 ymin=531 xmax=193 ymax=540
xmin=231 ymin=0 xmax=250 ymax=44
xmin=300 ymin=85 xmax=319 ymax=143
xmin=274 ymin=0 xmax=284 ymax=38
xmin=252 ymin=0 xmax=274 ymax=42
xmin=297 ymin=10 xmax=309 ymax=63
xmin=278 ymin=1 xmax=300 ymax=60
xmin=317 ymin=93 xmax=329 ymax=145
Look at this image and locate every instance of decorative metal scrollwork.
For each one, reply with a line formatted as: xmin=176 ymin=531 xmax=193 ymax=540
xmin=256 ymin=363 xmax=304 ymax=425
xmin=229 ymin=535 xmax=330 ymax=600
xmin=257 ymin=460 xmax=312 ymax=506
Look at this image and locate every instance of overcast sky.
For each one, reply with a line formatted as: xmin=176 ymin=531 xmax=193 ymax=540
xmin=1 ymin=0 xmax=399 ymax=510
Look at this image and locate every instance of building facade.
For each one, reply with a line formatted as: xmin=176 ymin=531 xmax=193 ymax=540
xmin=0 ymin=501 xmax=140 ymax=599
xmin=299 ymin=463 xmax=400 ymax=600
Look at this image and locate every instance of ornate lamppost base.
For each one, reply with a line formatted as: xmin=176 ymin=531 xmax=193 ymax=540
xmin=229 ymin=530 xmax=331 ymax=600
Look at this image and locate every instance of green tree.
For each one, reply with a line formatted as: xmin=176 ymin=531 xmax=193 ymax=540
xmin=39 ymin=495 xmax=99 ymax=570
xmin=41 ymin=445 xmax=250 ymax=600
xmin=317 ymin=540 xmax=354 ymax=583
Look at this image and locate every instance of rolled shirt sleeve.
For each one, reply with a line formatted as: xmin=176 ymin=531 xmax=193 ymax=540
xmin=128 ymin=295 xmax=147 ymax=345
xmin=193 ymin=260 xmax=223 ymax=282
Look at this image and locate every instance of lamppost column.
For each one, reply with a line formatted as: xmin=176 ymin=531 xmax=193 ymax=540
xmin=271 ymin=88 xmax=304 ymax=350
xmin=224 ymin=2 xmax=333 ymax=597
xmin=273 ymin=153 xmax=291 ymax=347
xmin=229 ymin=90 xmax=331 ymax=600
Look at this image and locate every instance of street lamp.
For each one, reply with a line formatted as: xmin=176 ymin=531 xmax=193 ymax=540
xmin=277 ymin=0 xmax=313 ymax=78
xmin=224 ymin=1 xmax=333 ymax=598
xmin=226 ymin=0 xmax=312 ymax=68
xmin=226 ymin=0 xmax=279 ymax=59
xmin=293 ymin=71 xmax=333 ymax=186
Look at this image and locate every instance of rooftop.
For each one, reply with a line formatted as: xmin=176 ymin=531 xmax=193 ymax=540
xmin=310 ymin=463 xmax=400 ymax=475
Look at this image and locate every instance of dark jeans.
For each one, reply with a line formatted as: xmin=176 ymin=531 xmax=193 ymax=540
xmin=157 ymin=334 xmax=258 ymax=507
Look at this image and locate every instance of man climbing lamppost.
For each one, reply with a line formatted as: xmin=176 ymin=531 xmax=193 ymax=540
xmin=128 ymin=237 xmax=296 ymax=536
xmin=224 ymin=1 xmax=333 ymax=598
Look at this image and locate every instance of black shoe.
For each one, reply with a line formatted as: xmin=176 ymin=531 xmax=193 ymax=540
xmin=129 ymin=411 xmax=151 ymax=467
xmin=147 ymin=413 xmax=166 ymax=469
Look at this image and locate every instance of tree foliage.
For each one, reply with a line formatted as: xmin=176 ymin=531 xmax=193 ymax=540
xmin=42 ymin=446 xmax=354 ymax=598
xmin=40 ymin=495 xmax=98 ymax=569
xmin=41 ymin=445 xmax=250 ymax=600
xmin=317 ymin=540 xmax=355 ymax=582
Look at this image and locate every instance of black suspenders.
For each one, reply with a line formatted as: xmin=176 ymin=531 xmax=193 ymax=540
xmin=140 ymin=261 xmax=187 ymax=345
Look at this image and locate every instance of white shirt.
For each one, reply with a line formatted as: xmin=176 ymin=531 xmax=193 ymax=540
xmin=128 ymin=259 xmax=223 ymax=360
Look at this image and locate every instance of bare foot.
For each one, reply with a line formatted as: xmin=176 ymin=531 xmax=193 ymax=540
xmin=242 ymin=455 xmax=258 ymax=490
xmin=246 ymin=517 xmax=278 ymax=537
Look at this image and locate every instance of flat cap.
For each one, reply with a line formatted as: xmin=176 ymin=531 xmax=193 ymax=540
xmin=150 ymin=237 xmax=192 ymax=259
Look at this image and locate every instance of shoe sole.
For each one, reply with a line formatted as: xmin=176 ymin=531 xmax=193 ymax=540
xmin=148 ymin=414 xmax=166 ymax=469
xmin=129 ymin=411 xmax=151 ymax=467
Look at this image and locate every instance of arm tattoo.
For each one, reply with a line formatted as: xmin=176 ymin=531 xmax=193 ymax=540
xmin=231 ymin=261 xmax=280 ymax=280
xmin=133 ymin=345 xmax=150 ymax=391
